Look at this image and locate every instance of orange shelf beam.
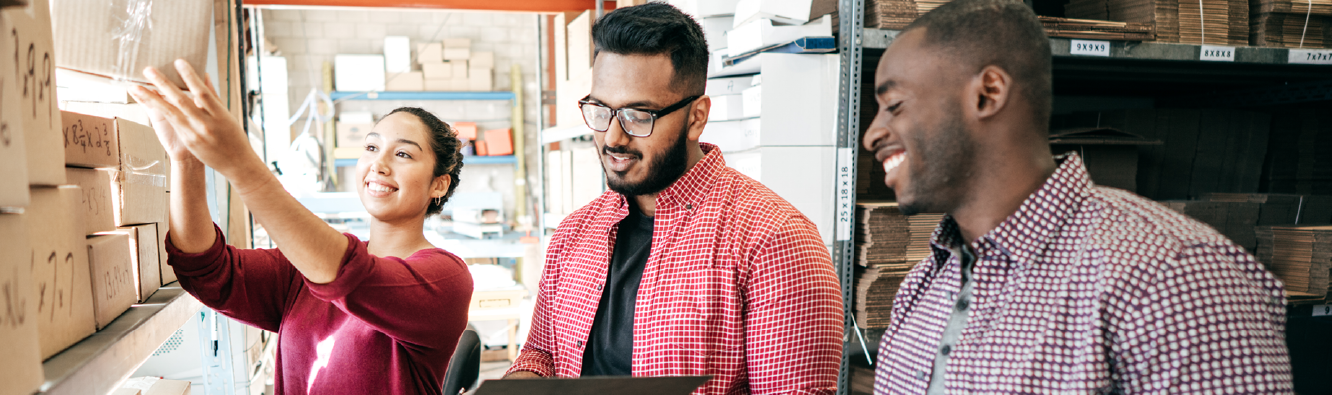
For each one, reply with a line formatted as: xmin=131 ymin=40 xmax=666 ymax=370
xmin=243 ymin=0 xmax=613 ymax=13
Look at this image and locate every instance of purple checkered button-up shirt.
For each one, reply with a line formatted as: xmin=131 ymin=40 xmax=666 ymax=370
xmin=875 ymin=152 xmax=1293 ymax=394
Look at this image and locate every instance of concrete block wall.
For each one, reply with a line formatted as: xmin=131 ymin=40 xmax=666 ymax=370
xmin=261 ymin=8 xmax=543 ymax=221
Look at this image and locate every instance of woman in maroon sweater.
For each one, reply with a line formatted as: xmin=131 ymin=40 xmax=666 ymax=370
xmin=129 ymin=60 xmax=473 ymax=395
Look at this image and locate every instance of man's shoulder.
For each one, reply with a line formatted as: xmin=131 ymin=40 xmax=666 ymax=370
xmin=708 ymin=167 xmax=815 ymax=232
xmin=1075 ymin=186 xmax=1259 ymax=278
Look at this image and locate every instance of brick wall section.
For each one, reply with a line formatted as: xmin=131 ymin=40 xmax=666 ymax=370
xmin=261 ymin=8 xmax=543 ymax=220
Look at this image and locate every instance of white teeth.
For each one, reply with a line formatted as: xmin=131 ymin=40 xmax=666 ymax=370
xmin=367 ymin=182 xmax=397 ymax=193
xmin=883 ymin=153 xmax=906 ymax=174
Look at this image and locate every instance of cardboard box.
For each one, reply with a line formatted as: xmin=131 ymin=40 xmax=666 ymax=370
xmin=55 ymin=68 xmax=134 ymax=104
xmin=60 ymin=101 xmax=151 ymax=126
xmin=156 ymin=219 xmax=174 ymax=285
xmin=470 ymin=52 xmax=496 ymax=69
xmin=442 ymin=38 xmax=472 ymax=49
xmin=700 ymin=16 xmax=734 ymax=52
xmin=144 ymin=379 xmax=191 ymax=395
xmin=62 ymin=110 xmax=121 ymax=168
xmin=0 ymin=31 xmax=30 ymax=208
xmin=416 ymin=43 xmax=443 ymax=64
xmin=443 ymin=47 xmax=471 ymax=61
xmin=86 ymin=232 xmax=136 ymax=329
xmin=0 ymin=214 xmax=43 ymax=395
xmin=742 ymin=85 xmax=762 ymax=118
xmin=467 ymin=69 xmax=493 ymax=91
xmin=422 ymin=62 xmax=453 ymax=80
xmin=733 ymin=0 xmax=815 ymax=27
xmin=27 ymin=186 xmax=96 ymax=359
xmin=709 ymin=94 xmax=748 ymax=121
xmin=748 ymin=53 xmax=839 ymax=147
xmin=4 ymin=0 xmax=66 ymax=186
xmin=453 ymin=122 xmax=478 ymax=141
xmin=111 ymin=118 xmax=168 ymax=226
xmin=51 ymin=0 xmax=209 ymax=88
xmin=451 ymin=61 xmax=470 ymax=79
xmin=336 ymin=123 xmax=374 ymax=148
xmin=424 ymin=79 xmax=466 ymax=92
xmin=119 ymin=223 xmax=160 ymax=303
xmin=334 ymin=55 xmax=386 ymax=92
xmin=727 ymin=15 xmax=832 ymax=57
xmin=383 ymin=36 xmax=411 ymax=74
xmin=66 ymin=167 xmax=116 ymax=235
xmin=699 ymin=117 xmax=761 ymax=153
xmin=567 ymin=12 xmax=594 ymax=77
xmin=483 ymin=129 xmax=513 ymax=156
xmin=670 ymin=0 xmax=742 ymax=18
xmin=384 ymin=72 xmax=423 ymax=91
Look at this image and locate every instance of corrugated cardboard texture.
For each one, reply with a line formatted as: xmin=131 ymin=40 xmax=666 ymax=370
xmin=0 ymin=21 xmax=31 ymax=208
xmin=4 ymin=0 xmax=66 ymax=186
xmin=157 ymin=217 xmax=174 ymax=285
xmin=112 ymin=118 xmax=167 ymax=225
xmin=66 ymin=167 xmax=116 ymax=235
xmin=62 ymin=110 xmax=121 ymax=168
xmin=120 ymin=223 xmax=160 ymax=302
xmin=27 ymin=186 xmax=95 ymax=359
xmin=51 ymin=0 xmax=211 ymax=89
xmin=0 ymin=214 xmax=43 ymax=395
xmin=86 ymin=232 xmax=135 ymax=329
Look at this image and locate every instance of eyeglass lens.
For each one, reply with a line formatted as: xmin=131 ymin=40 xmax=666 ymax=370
xmin=582 ymin=104 xmax=655 ymax=137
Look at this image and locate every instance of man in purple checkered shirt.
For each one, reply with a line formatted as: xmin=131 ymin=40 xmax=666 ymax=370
xmin=862 ymin=0 xmax=1293 ymax=393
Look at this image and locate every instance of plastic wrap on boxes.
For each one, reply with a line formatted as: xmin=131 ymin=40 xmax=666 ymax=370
xmin=52 ymin=0 xmax=211 ymax=88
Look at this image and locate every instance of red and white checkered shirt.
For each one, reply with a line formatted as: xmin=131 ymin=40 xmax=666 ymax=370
xmin=875 ymin=152 xmax=1293 ymax=394
xmin=509 ymin=143 xmax=844 ymax=394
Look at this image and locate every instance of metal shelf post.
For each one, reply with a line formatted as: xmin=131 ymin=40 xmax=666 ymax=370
xmin=834 ymin=0 xmax=867 ymax=393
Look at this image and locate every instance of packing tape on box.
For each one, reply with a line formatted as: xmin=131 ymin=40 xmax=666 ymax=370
xmin=109 ymin=0 xmax=154 ymax=84
xmin=116 ymin=153 xmax=166 ymax=187
xmin=110 ymin=168 xmax=167 ymax=187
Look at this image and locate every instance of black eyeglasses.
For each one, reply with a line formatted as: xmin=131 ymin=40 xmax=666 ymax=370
xmin=578 ymin=95 xmax=701 ymax=137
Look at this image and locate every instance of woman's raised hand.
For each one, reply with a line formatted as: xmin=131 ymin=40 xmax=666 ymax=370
xmin=129 ymin=59 xmax=262 ymax=179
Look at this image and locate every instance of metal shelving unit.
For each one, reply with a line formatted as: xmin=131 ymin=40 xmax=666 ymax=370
xmin=833 ymin=4 xmax=1332 ymax=393
xmin=37 ymin=287 xmax=205 ymax=395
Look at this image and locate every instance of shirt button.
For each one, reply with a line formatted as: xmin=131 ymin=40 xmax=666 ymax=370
xmin=596 ymin=283 xmax=603 ymax=291
xmin=941 ymin=345 xmax=952 ymax=356
xmin=916 ymin=370 xmax=927 ymax=380
xmin=956 ymin=298 xmax=970 ymax=311
xmin=685 ymin=204 xmax=693 ymax=210
xmin=576 ymin=341 xmax=583 ymax=347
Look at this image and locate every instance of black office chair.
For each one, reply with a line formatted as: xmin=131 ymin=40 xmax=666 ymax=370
xmin=443 ymin=328 xmax=482 ymax=395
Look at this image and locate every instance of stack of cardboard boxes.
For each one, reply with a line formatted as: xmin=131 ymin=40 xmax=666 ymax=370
xmin=1 ymin=0 xmax=193 ymax=394
xmin=372 ymin=37 xmax=497 ymax=92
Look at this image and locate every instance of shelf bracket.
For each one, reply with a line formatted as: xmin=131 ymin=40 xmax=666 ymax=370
xmin=197 ymin=309 xmax=237 ymax=395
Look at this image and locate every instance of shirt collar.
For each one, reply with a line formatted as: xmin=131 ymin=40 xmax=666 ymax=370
xmin=928 ymin=151 xmax=1093 ymax=266
xmin=982 ymin=151 xmax=1093 ymax=265
xmin=611 ymin=143 xmax=725 ymax=213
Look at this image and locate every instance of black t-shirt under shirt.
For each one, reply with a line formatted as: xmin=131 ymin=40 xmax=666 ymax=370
xmin=580 ymin=205 xmax=654 ymax=376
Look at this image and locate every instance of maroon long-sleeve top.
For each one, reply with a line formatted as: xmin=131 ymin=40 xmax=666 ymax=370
xmin=167 ymin=225 xmax=473 ymax=395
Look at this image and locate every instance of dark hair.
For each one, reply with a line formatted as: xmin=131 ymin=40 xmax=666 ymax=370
xmin=903 ymin=0 xmax=1052 ymax=130
xmin=592 ymin=3 xmax=709 ymax=95
xmin=383 ymin=107 xmax=463 ymax=215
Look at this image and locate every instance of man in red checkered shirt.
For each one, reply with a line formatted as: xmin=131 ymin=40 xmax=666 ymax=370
xmin=504 ymin=4 xmax=844 ymax=394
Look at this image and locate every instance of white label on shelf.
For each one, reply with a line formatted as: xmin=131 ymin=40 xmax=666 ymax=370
xmin=1315 ymin=304 xmax=1331 ymax=317
xmin=1070 ymin=40 xmax=1111 ymax=57
xmin=1199 ymin=45 xmax=1236 ymax=62
xmin=1289 ymin=49 xmax=1332 ymax=65
xmin=835 ymin=147 xmax=855 ymax=242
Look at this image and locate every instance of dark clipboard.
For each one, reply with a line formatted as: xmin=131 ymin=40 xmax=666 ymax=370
xmin=473 ymin=376 xmax=713 ymax=395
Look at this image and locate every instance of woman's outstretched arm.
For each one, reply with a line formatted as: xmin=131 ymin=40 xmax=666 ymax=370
xmin=132 ymin=59 xmax=348 ymax=284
